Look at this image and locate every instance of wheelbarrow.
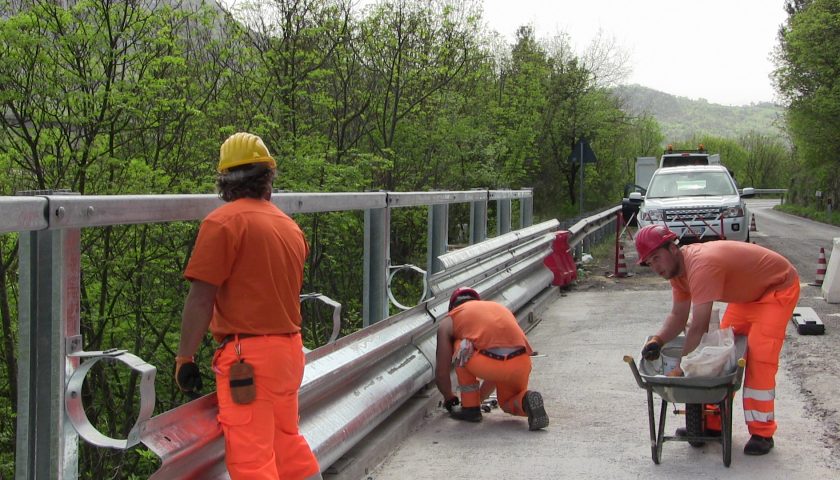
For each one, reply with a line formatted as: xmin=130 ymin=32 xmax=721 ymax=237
xmin=623 ymin=335 xmax=747 ymax=466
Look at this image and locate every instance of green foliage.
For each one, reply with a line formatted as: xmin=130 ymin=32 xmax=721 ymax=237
xmin=773 ymin=0 xmax=840 ymax=206
xmin=0 ymin=0 xmax=797 ymax=477
xmin=776 ymin=202 xmax=840 ymax=226
xmin=614 ymin=84 xmax=787 ymax=141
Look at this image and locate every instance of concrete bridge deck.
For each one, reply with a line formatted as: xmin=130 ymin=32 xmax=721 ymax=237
xmin=365 ymin=287 xmax=839 ymax=479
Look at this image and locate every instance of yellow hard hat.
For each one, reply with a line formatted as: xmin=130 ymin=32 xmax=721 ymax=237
xmin=217 ymin=132 xmax=277 ymax=173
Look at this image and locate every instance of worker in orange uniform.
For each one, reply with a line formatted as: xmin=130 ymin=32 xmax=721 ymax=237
xmin=435 ymin=287 xmax=549 ymax=431
xmin=175 ymin=132 xmax=322 ymax=479
xmin=635 ymin=224 xmax=800 ymax=456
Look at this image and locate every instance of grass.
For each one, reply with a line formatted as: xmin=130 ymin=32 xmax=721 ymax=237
xmin=775 ymin=204 xmax=840 ymax=226
xmin=576 ymin=233 xmax=619 ymax=278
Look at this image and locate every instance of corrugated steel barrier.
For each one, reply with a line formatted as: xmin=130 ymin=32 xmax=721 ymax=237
xmin=0 ymin=192 xmax=623 ymax=479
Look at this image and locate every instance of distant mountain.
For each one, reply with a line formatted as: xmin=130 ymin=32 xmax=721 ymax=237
xmin=613 ymin=84 xmax=787 ymax=142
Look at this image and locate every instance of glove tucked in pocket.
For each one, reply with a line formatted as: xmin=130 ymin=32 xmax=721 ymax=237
xmin=229 ymin=360 xmax=256 ymax=405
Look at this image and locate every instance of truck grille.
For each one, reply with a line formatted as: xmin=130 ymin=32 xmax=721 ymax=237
xmin=664 ymin=207 xmax=722 ymax=222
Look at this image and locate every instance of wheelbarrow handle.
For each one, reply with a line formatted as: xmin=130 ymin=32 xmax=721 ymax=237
xmin=624 ymin=355 xmax=646 ymax=389
xmin=732 ymin=357 xmax=747 ymax=391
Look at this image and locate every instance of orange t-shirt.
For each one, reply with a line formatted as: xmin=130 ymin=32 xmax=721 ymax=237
xmin=670 ymin=241 xmax=797 ymax=305
xmin=449 ymin=300 xmax=532 ymax=352
xmin=184 ymin=198 xmax=308 ymax=341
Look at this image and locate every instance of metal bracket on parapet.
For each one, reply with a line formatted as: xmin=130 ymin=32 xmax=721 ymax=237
xmin=300 ymin=293 xmax=342 ymax=344
xmin=387 ymin=264 xmax=429 ymax=311
xmin=65 ymin=345 xmax=156 ymax=449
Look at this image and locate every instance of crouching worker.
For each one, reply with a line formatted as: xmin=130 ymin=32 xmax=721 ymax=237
xmin=634 ymin=224 xmax=800 ymax=456
xmin=175 ymin=132 xmax=322 ymax=479
xmin=434 ymin=287 xmax=549 ymax=431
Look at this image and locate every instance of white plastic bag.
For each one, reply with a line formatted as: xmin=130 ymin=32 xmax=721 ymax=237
xmin=681 ymin=327 xmax=737 ymax=378
xmin=454 ymin=339 xmax=475 ymax=367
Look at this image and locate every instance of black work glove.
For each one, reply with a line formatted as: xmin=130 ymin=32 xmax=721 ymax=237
xmin=175 ymin=356 xmax=203 ymax=393
xmin=641 ymin=336 xmax=663 ymax=361
xmin=443 ymin=396 xmax=460 ymax=412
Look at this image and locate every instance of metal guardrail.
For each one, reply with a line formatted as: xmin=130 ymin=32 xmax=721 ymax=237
xmin=1 ymin=189 xmax=534 ymax=479
xmin=139 ymin=204 xmax=619 ymax=480
xmin=2 ymin=191 xmax=621 ymax=479
xmin=750 ymin=189 xmax=787 ymax=195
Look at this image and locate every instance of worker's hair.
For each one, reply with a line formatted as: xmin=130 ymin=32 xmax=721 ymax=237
xmin=216 ymin=164 xmax=274 ymax=202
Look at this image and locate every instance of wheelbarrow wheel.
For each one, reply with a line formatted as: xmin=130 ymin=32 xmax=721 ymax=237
xmin=685 ymin=403 xmax=705 ymax=448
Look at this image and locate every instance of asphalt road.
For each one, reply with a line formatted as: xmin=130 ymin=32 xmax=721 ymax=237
xmin=367 ymin=199 xmax=840 ymax=480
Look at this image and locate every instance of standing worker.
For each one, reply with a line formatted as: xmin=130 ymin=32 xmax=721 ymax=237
xmin=635 ymin=225 xmax=800 ymax=456
xmin=175 ymin=132 xmax=322 ymax=479
xmin=435 ymin=287 xmax=549 ymax=431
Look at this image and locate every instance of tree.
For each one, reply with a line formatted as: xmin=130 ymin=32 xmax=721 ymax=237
xmin=773 ymin=0 xmax=839 ymax=204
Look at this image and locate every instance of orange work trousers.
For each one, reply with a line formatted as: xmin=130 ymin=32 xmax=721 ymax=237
xmin=705 ymin=277 xmax=800 ymax=438
xmin=213 ymin=334 xmax=320 ymax=480
xmin=455 ymin=351 xmax=532 ymax=415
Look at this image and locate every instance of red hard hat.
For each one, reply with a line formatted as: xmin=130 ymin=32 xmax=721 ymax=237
xmin=635 ymin=225 xmax=677 ymax=265
xmin=449 ymin=287 xmax=480 ymax=311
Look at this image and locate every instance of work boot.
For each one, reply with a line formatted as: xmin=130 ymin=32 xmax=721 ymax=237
xmin=449 ymin=406 xmax=482 ymax=422
xmin=744 ymin=434 xmax=774 ymax=455
xmin=522 ymin=391 xmax=549 ymax=431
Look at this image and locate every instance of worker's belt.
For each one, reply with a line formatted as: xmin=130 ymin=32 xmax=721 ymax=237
xmin=219 ymin=332 xmax=299 ymax=348
xmin=478 ymin=347 xmax=527 ymax=361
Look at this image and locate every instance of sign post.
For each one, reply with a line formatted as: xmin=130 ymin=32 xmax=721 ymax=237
xmin=568 ymin=137 xmax=597 ymax=217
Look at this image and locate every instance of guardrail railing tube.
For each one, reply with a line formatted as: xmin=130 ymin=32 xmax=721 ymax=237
xmin=363 ymin=207 xmax=390 ymax=327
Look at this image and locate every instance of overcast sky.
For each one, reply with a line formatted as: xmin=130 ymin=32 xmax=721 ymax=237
xmin=482 ymin=0 xmax=789 ymax=106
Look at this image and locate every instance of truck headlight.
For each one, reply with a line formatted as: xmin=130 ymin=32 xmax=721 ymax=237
xmin=642 ymin=209 xmax=664 ymax=221
xmin=723 ymin=206 xmax=744 ymax=217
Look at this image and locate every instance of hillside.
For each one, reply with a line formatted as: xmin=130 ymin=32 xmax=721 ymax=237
xmin=613 ymin=84 xmax=787 ymax=142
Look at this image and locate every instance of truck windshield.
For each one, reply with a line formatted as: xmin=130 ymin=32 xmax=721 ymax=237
xmin=646 ymin=171 xmax=736 ymax=198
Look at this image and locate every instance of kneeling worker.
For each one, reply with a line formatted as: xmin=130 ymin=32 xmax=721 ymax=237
xmin=635 ymin=224 xmax=800 ymax=456
xmin=434 ymin=287 xmax=548 ymax=430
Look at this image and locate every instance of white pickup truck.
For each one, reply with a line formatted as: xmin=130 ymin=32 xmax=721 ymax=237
xmin=632 ymin=165 xmax=755 ymax=243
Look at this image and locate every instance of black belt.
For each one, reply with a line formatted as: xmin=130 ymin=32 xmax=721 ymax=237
xmin=479 ymin=347 xmax=527 ymax=361
xmin=220 ymin=332 xmax=299 ymax=347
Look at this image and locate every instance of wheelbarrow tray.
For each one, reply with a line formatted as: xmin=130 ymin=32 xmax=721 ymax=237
xmin=637 ymin=335 xmax=748 ymax=404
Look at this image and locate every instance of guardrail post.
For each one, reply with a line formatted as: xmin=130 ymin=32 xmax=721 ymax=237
xmin=469 ymin=190 xmax=487 ymax=244
xmin=427 ymin=203 xmax=448 ymax=296
xmin=520 ymin=189 xmax=533 ymax=228
xmin=17 ymin=194 xmax=82 ymax=479
xmin=496 ymin=197 xmax=512 ymax=236
xmin=364 ymin=206 xmax=390 ymax=327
